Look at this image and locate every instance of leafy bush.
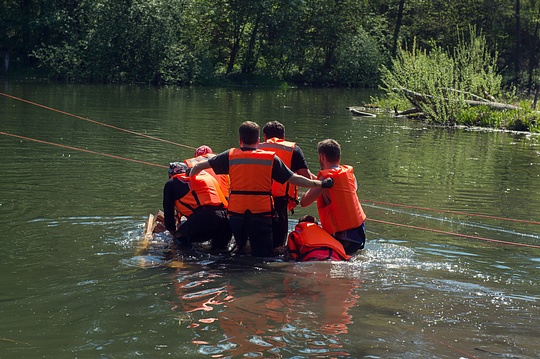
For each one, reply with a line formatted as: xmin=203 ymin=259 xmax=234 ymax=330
xmin=455 ymin=105 xmax=539 ymax=132
xmin=380 ymin=27 xmax=502 ymax=125
xmin=453 ymin=28 xmax=502 ymax=97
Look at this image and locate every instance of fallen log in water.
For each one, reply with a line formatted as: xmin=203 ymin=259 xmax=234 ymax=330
xmin=346 ymin=107 xmax=377 ymax=117
xmin=395 ymin=107 xmax=423 ymax=117
xmin=395 ymin=87 xmax=520 ymax=111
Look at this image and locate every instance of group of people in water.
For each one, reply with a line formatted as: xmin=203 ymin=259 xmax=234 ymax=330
xmin=162 ymin=120 xmax=367 ymax=261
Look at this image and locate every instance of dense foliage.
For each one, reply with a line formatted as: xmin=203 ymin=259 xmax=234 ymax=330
xmin=378 ymin=28 xmax=539 ymax=132
xmin=380 ymin=28 xmax=501 ymax=123
xmin=2 ymin=0 xmax=540 ymax=90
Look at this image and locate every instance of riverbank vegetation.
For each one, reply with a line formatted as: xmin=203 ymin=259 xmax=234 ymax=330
xmin=0 ymin=0 xmax=383 ymax=87
xmin=2 ymin=0 xmax=540 ymax=131
xmin=1 ymin=1 xmax=540 ymax=89
xmin=376 ymin=28 xmax=539 ymax=132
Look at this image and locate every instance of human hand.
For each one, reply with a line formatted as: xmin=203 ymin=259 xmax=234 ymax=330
xmin=321 ymin=178 xmax=334 ymax=188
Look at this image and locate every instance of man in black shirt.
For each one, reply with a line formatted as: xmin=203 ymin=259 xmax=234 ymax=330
xmin=259 ymin=121 xmax=315 ymax=248
xmin=163 ymin=162 xmax=232 ymax=251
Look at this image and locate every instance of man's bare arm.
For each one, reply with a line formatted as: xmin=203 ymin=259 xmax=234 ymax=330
xmin=297 ymin=167 xmax=316 ymax=180
xmin=300 ymin=187 xmax=325 ymax=207
xmin=189 ymin=160 xmax=211 ymax=177
xmin=287 ymin=173 xmax=333 ymax=190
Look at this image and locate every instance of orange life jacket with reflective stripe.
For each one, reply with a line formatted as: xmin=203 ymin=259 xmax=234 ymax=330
xmin=227 ymin=148 xmax=275 ymax=215
xmin=171 ymin=172 xmax=228 ymax=218
xmin=287 ymin=222 xmax=350 ymax=261
xmin=258 ymin=138 xmax=298 ymax=211
xmin=316 ymin=165 xmax=366 ymax=234
xmin=184 ymin=154 xmax=230 ymax=198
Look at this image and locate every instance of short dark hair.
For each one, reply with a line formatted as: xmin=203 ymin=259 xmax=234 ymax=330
xmin=263 ymin=121 xmax=285 ymax=139
xmin=317 ymin=139 xmax=341 ymax=163
xmin=298 ymin=214 xmax=318 ymax=224
xmin=239 ymin=121 xmax=260 ymax=145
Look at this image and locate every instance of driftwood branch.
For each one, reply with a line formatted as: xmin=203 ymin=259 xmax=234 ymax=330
xmin=395 ymin=107 xmax=422 ymax=117
xmin=346 ymin=107 xmax=377 ymax=117
xmin=395 ymin=87 xmax=519 ymax=111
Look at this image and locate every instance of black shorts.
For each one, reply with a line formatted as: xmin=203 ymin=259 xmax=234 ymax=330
xmin=177 ymin=206 xmax=232 ymax=248
xmin=333 ymin=223 xmax=366 ymax=254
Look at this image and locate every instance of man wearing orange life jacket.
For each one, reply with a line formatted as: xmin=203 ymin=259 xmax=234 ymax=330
xmin=184 ymin=145 xmax=230 ymax=199
xmin=258 ymin=121 xmax=315 ymax=248
xmin=188 ymin=121 xmax=334 ymax=258
xmin=287 ymin=215 xmax=350 ymax=261
xmin=300 ymin=139 xmax=367 ymax=255
xmin=163 ymin=162 xmax=232 ymax=251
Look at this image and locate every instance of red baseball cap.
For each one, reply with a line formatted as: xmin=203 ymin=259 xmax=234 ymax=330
xmin=195 ymin=145 xmax=212 ymax=157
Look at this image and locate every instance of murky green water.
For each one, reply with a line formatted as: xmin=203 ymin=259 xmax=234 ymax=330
xmin=1 ymin=81 xmax=539 ymax=358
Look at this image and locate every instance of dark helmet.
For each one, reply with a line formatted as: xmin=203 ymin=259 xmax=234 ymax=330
xmin=168 ymin=162 xmax=188 ymax=176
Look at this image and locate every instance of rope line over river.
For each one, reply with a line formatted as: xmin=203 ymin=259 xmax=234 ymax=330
xmin=0 ymin=91 xmax=197 ymax=150
xmin=2 ymin=85 xmax=539 ymax=358
xmin=1 ymin=129 xmax=538 ymax=250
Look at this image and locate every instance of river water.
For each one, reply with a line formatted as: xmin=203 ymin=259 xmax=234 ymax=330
xmin=1 ymin=81 xmax=539 ymax=358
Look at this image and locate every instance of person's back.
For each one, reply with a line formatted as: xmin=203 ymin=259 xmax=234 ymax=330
xmin=287 ymin=215 xmax=350 ymax=261
xmin=300 ymin=139 xmax=367 ymax=255
xmin=316 ymin=165 xmax=365 ymax=234
xmin=163 ymin=162 xmax=231 ymax=251
xmin=172 ymin=171 xmax=228 ymax=218
xmin=227 ymin=147 xmax=275 ymax=216
xmin=259 ymin=121 xmax=313 ymax=248
xmin=258 ymin=137 xmax=297 ymax=206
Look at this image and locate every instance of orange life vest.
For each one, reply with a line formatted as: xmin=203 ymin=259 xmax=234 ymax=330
xmin=287 ymin=222 xmax=351 ymax=261
xmin=171 ymin=172 xmax=228 ymax=218
xmin=227 ymin=148 xmax=275 ymax=215
xmin=258 ymin=138 xmax=298 ymax=211
xmin=184 ymin=154 xmax=230 ymax=198
xmin=316 ymin=165 xmax=366 ymax=234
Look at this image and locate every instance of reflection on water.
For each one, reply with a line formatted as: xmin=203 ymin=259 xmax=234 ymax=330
xmin=1 ymin=83 xmax=539 ymax=358
xmin=169 ymin=261 xmax=360 ymax=358
xmin=121 ymin=222 xmax=540 ymax=358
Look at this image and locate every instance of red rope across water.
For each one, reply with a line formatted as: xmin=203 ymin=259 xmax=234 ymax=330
xmin=0 ymin=131 xmax=167 ymax=169
xmin=2 ymin=92 xmax=538 ymax=247
xmin=363 ymin=199 xmax=540 ymax=225
xmin=368 ymin=218 xmax=540 ymax=249
xmin=0 ymin=91 xmax=197 ymax=150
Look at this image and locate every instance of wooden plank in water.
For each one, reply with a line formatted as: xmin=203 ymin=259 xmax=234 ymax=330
xmin=349 ymin=108 xmax=376 ymax=117
xmin=137 ymin=213 xmax=157 ymax=255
